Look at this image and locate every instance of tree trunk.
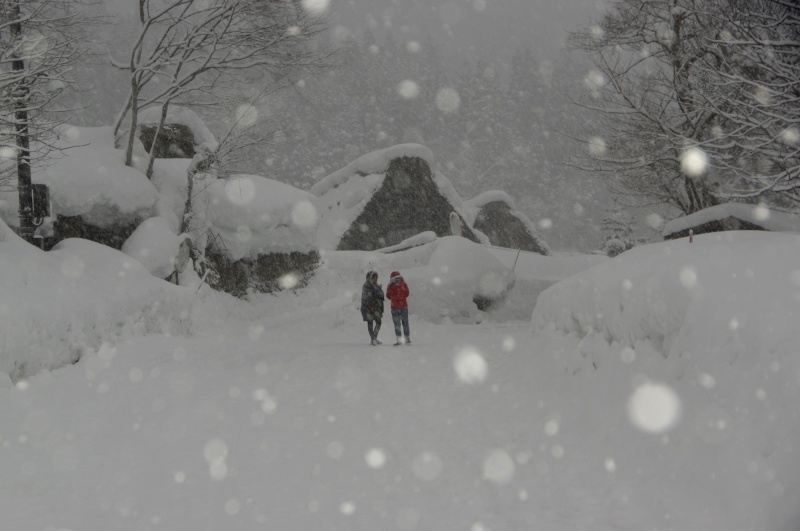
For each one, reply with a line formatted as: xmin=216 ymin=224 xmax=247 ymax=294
xmin=124 ymin=76 xmax=140 ymax=167
xmin=10 ymin=0 xmax=35 ymax=244
xmin=145 ymin=102 xmax=170 ymax=180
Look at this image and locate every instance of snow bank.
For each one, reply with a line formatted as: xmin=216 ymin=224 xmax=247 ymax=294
xmin=663 ymin=202 xmax=800 ymax=237
xmin=0 ymin=219 xmax=191 ymax=381
xmin=529 ymin=231 xmax=800 ymax=530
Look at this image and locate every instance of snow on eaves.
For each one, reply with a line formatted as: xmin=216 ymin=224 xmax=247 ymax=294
xmin=310 ymin=144 xmax=434 ymax=197
xmin=662 ymin=203 xmax=800 ymax=237
xmin=138 ymin=106 xmax=219 ymax=151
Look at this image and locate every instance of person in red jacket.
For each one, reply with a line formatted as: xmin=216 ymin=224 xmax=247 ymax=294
xmin=386 ymin=271 xmax=411 ymax=345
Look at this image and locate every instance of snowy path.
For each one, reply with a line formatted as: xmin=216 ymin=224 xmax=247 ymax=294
xmin=0 ymin=305 xmax=633 ymax=531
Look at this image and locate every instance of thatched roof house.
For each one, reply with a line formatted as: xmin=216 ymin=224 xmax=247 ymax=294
xmin=463 ymin=191 xmax=550 ymax=255
xmin=311 ymin=144 xmax=481 ymax=251
xmin=662 ymin=203 xmax=799 ymax=240
xmin=136 ymin=106 xmax=218 ymax=159
xmin=187 ymin=174 xmax=320 ymax=297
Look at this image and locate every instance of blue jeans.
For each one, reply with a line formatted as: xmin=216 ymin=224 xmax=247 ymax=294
xmin=391 ymin=308 xmax=410 ymax=339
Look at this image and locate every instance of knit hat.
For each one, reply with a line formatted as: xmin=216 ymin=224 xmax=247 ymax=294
xmin=390 ymin=271 xmax=402 ymax=280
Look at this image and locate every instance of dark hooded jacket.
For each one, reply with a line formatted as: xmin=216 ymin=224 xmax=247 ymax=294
xmin=361 ymin=271 xmax=385 ymax=321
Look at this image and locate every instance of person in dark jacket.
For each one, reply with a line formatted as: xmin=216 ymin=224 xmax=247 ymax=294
xmin=361 ymin=271 xmax=385 ymax=345
xmin=386 ymin=270 xmax=411 ymax=345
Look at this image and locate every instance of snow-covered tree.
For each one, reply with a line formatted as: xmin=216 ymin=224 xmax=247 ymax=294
xmin=694 ymin=0 xmax=800 ymax=205
xmin=0 ymin=0 xmax=90 ymax=242
xmin=568 ymin=0 xmax=800 ymax=214
xmin=112 ymin=0 xmax=330 ymax=178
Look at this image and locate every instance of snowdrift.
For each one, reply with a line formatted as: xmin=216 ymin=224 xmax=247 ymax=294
xmin=529 ymin=231 xmax=800 ymax=530
xmin=0 ymin=219 xmax=192 ymax=381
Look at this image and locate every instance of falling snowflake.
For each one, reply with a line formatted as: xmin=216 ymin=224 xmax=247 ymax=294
xmin=454 ymin=348 xmax=488 ymax=384
xmin=301 ymin=0 xmax=329 ymax=16
xmin=588 ymin=136 xmax=607 ymax=156
xmin=780 ymin=127 xmax=800 ymax=146
xmin=627 ymin=381 xmax=682 ymax=433
xmin=483 ymin=449 xmax=515 ymax=484
xmin=365 ymin=448 xmax=387 ymax=469
xmin=436 ymin=88 xmax=461 ymax=113
xmin=680 ymin=147 xmax=708 ymax=176
xmin=412 ymin=452 xmax=443 ymax=482
xmin=397 ymin=80 xmax=421 ymax=100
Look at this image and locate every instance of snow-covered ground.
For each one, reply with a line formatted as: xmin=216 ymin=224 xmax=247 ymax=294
xmin=1 ymin=226 xmax=799 ymax=531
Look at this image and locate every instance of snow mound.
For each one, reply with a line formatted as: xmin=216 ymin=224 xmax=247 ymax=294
xmin=0 ymin=219 xmax=191 ymax=381
xmin=400 ymin=236 xmax=515 ymax=323
xmin=121 ymin=216 xmax=185 ymax=279
xmin=529 ymin=230 xmax=800 ymax=530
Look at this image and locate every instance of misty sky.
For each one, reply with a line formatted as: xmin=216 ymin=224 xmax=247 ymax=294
xmin=325 ymin=0 xmax=605 ymax=65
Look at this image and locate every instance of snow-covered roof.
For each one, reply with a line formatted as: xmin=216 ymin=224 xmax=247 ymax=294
xmin=39 ymin=126 xmax=158 ymax=228
xmin=310 ymin=145 xmax=487 ymax=251
xmin=310 ymin=144 xmax=434 ymax=197
xmin=138 ymin=106 xmax=218 ymax=151
xmin=662 ymin=203 xmax=800 ymax=237
xmin=313 ymin=171 xmax=384 ymax=251
xmin=465 ymin=190 xmax=516 ymax=210
xmin=432 ymin=171 xmax=470 ymax=221
xmin=201 ymin=174 xmax=318 ymax=260
xmin=461 ymin=189 xmax=550 ymax=254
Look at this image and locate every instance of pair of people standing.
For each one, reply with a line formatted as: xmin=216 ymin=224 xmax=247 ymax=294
xmin=360 ymin=270 xmax=411 ymax=346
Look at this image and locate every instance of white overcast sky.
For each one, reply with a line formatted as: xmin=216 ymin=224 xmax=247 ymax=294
xmin=325 ymin=0 xmax=606 ymax=63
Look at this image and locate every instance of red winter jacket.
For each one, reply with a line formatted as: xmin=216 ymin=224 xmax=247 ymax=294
xmin=386 ymin=271 xmax=409 ymax=309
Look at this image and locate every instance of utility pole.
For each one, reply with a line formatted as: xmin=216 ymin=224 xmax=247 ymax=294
xmin=9 ymin=0 xmax=35 ymax=243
